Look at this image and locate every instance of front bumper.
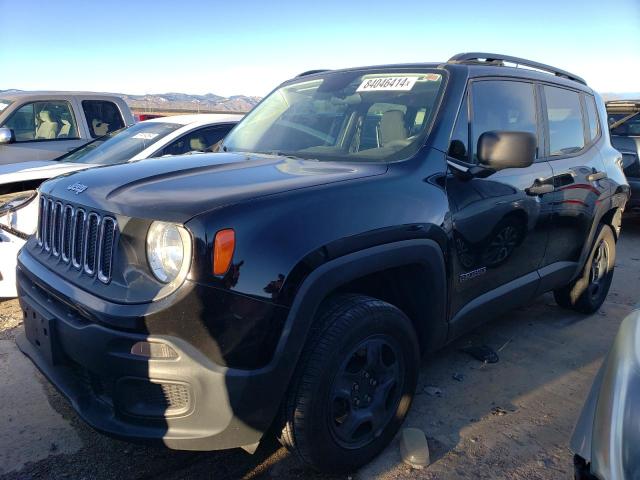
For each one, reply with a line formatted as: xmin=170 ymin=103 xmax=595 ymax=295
xmin=0 ymin=229 xmax=25 ymax=298
xmin=15 ymin=252 xmax=290 ymax=451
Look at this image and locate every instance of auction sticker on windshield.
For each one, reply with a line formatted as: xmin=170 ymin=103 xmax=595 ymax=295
xmin=356 ymin=76 xmax=417 ymax=92
xmin=132 ymin=132 xmax=159 ymax=140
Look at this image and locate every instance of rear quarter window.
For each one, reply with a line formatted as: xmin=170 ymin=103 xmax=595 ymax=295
xmin=584 ymin=95 xmax=600 ymax=142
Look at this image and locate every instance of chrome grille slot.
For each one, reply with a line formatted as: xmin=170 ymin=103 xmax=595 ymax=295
xmin=36 ymin=196 xmax=118 ymax=283
xmin=83 ymin=213 xmax=100 ymax=275
xmin=51 ymin=202 xmax=63 ymax=257
xmin=44 ymin=199 xmax=54 ymax=252
xmin=98 ymin=217 xmax=116 ymax=283
xmin=37 ymin=196 xmax=46 ymax=246
xmin=72 ymin=209 xmax=86 ymax=268
xmin=61 ymin=205 xmax=74 ymax=262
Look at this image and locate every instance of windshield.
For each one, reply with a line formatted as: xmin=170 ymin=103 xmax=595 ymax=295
xmin=222 ymin=69 xmax=445 ymax=162
xmin=0 ymin=99 xmax=12 ymax=114
xmin=608 ymin=113 xmax=640 ymax=136
xmin=59 ymin=121 xmax=183 ymax=165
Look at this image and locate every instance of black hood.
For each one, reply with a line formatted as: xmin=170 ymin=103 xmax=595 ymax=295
xmin=40 ymin=152 xmax=387 ymax=223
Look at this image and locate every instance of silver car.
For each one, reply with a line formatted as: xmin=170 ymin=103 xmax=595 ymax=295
xmin=0 ymin=91 xmax=135 ymax=165
xmin=0 ymin=113 xmax=241 ymax=298
xmin=572 ymin=309 xmax=640 ymax=480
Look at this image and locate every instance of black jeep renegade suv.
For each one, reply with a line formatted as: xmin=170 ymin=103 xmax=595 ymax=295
xmin=17 ymin=53 xmax=629 ymax=473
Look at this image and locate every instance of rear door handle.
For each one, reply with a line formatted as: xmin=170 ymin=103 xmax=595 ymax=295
xmin=526 ymin=184 xmax=554 ymax=196
xmin=587 ymin=171 xmax=607 ymax=182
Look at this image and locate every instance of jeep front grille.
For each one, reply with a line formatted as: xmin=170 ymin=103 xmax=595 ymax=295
xmin=37 ymin=195 xmax=117 ymax=284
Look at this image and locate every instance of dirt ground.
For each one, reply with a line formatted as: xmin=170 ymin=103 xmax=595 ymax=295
xmin=1 ymin=219 xmax=638 ymax=480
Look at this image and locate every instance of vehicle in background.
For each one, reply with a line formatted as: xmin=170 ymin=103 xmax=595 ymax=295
xmin=0 ymin=113 xmax=241 ymax=297
xmin=0 ymin=91 xmax=135 ymax=165
xmin=607 ymin=100 xmax=640 ymax=215
xmin=15 ymin=53 xmax=628 ymax=473
xmin=571 ymin=308 xmax=640 ymax=480
xmin=135 ymin=113 xmax=166 ymax=122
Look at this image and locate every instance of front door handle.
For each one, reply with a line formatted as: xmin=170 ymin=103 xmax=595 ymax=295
xmin=526 ymin=183 xmax=554 ymax=196
xmin=587 ymin=171 xmax=607 ymax=182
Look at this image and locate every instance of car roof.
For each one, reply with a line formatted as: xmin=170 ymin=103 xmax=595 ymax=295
xmin=291 ymin=56 xmax=591 ymax=92
xmin=144 ymin=113 xmax=243 ymax=126
xmin=0 ymin=90 xmax=126 ymax=101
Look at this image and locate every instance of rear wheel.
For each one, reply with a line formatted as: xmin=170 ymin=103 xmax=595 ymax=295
xmin=554 ymin=224 xmax=616 ymax=313
xmin=279 ymin=294 xmax=419 ymax=473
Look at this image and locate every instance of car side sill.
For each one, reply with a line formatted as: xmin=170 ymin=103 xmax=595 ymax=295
xmin=448 ymin=261 xmax=582 ymax=340
xmin=448 ymin=271 xmax=540 ymax=340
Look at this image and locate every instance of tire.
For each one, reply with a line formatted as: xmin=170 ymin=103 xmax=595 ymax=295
xmin=554 ymin=224 xmax=616 ymax=314
xmin=278 ymin=294 xmax=420 ymax=473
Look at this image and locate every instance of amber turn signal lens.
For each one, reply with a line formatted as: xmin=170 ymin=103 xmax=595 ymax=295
xmin=213 ymin=229 xmax=235 ymax=275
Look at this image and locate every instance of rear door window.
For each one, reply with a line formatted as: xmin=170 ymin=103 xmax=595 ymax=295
xmin=470 ymin=80 xmax=538 ymax=163
xmin=543 ymin=86 xmax=585 ymax=156
xmin=82 ymin=100 xmax=125 ymax=138
xmin=2 ymin=100 xmax=79 ymax=141
xmin=156 ymin=124 xmax=235 ymax=156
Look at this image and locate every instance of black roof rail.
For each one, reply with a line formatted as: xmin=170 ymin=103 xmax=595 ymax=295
xmin=447 ymin=52 xmax=587 ymax=85
xmin=296 ymin=69 xmax=331 ymax=78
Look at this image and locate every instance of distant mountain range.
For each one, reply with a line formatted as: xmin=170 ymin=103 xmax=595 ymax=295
xmin=0 ymin=89 xmax=262 ymax=113
xmin=601 ymin=92 xmax=640 ymax=101
xmin=121 ymin=92 xmax=262 ymax=113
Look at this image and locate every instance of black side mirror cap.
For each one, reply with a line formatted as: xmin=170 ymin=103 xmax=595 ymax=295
xmin=477 ymin=131 xmax=536 ymax=171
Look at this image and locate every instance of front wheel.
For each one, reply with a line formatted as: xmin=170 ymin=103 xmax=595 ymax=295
xmin=279 ymin=294 xmax=420 ymax=473
xmin=554 ymin=224 xmax=616 ymax=313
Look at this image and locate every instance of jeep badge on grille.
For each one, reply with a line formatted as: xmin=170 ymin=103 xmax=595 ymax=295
xmin=67 ymin=183 xmax=88 ymax=195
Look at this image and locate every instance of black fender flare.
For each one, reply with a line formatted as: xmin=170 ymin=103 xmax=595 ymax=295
xmin=262 ymin=239 xmax=447 ymax=416
xmin=574 ymin=195 xmax=625 ymax=279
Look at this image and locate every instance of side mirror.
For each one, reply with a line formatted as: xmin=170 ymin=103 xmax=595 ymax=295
xmin=477 ymin=131 xmax=536 ymax=171
xmin=0 ymin=127 xmax=15 ymax=145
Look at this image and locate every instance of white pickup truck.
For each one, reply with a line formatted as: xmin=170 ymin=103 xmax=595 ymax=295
xmin=0 ymin=91 xmax=135 ymax=165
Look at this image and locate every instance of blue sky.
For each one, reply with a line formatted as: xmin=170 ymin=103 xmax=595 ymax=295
xmin=1 ymin=0 xmax=638 ymax=97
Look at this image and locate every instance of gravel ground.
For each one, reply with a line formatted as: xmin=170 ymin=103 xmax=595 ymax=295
xmin=0 ymin=299 xmax=22 ymax=341
xmin=1 ymin=218 xmax=639 ymax=480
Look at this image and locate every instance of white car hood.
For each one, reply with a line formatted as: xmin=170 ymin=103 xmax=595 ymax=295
xmin=0 ymin=160 xmax=92 ymax=185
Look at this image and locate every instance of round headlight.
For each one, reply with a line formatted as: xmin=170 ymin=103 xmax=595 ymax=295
xmin=146 ymin=221 xmax=189 ymax=283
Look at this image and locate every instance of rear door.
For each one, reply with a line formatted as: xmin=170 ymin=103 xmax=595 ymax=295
xmin=0 ymin=99 xmax=87 ymax=165
xmin=447 ymin=79 xmax=555 ymax=336
xmin=79 ymin=99 xmax=126 ymax=138
xmin=539 ymin=85 xmax=608 ymax=271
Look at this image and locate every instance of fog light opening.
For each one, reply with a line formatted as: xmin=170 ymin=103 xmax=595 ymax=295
xmin=130 ymin=341 xmax=178 ymax=359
